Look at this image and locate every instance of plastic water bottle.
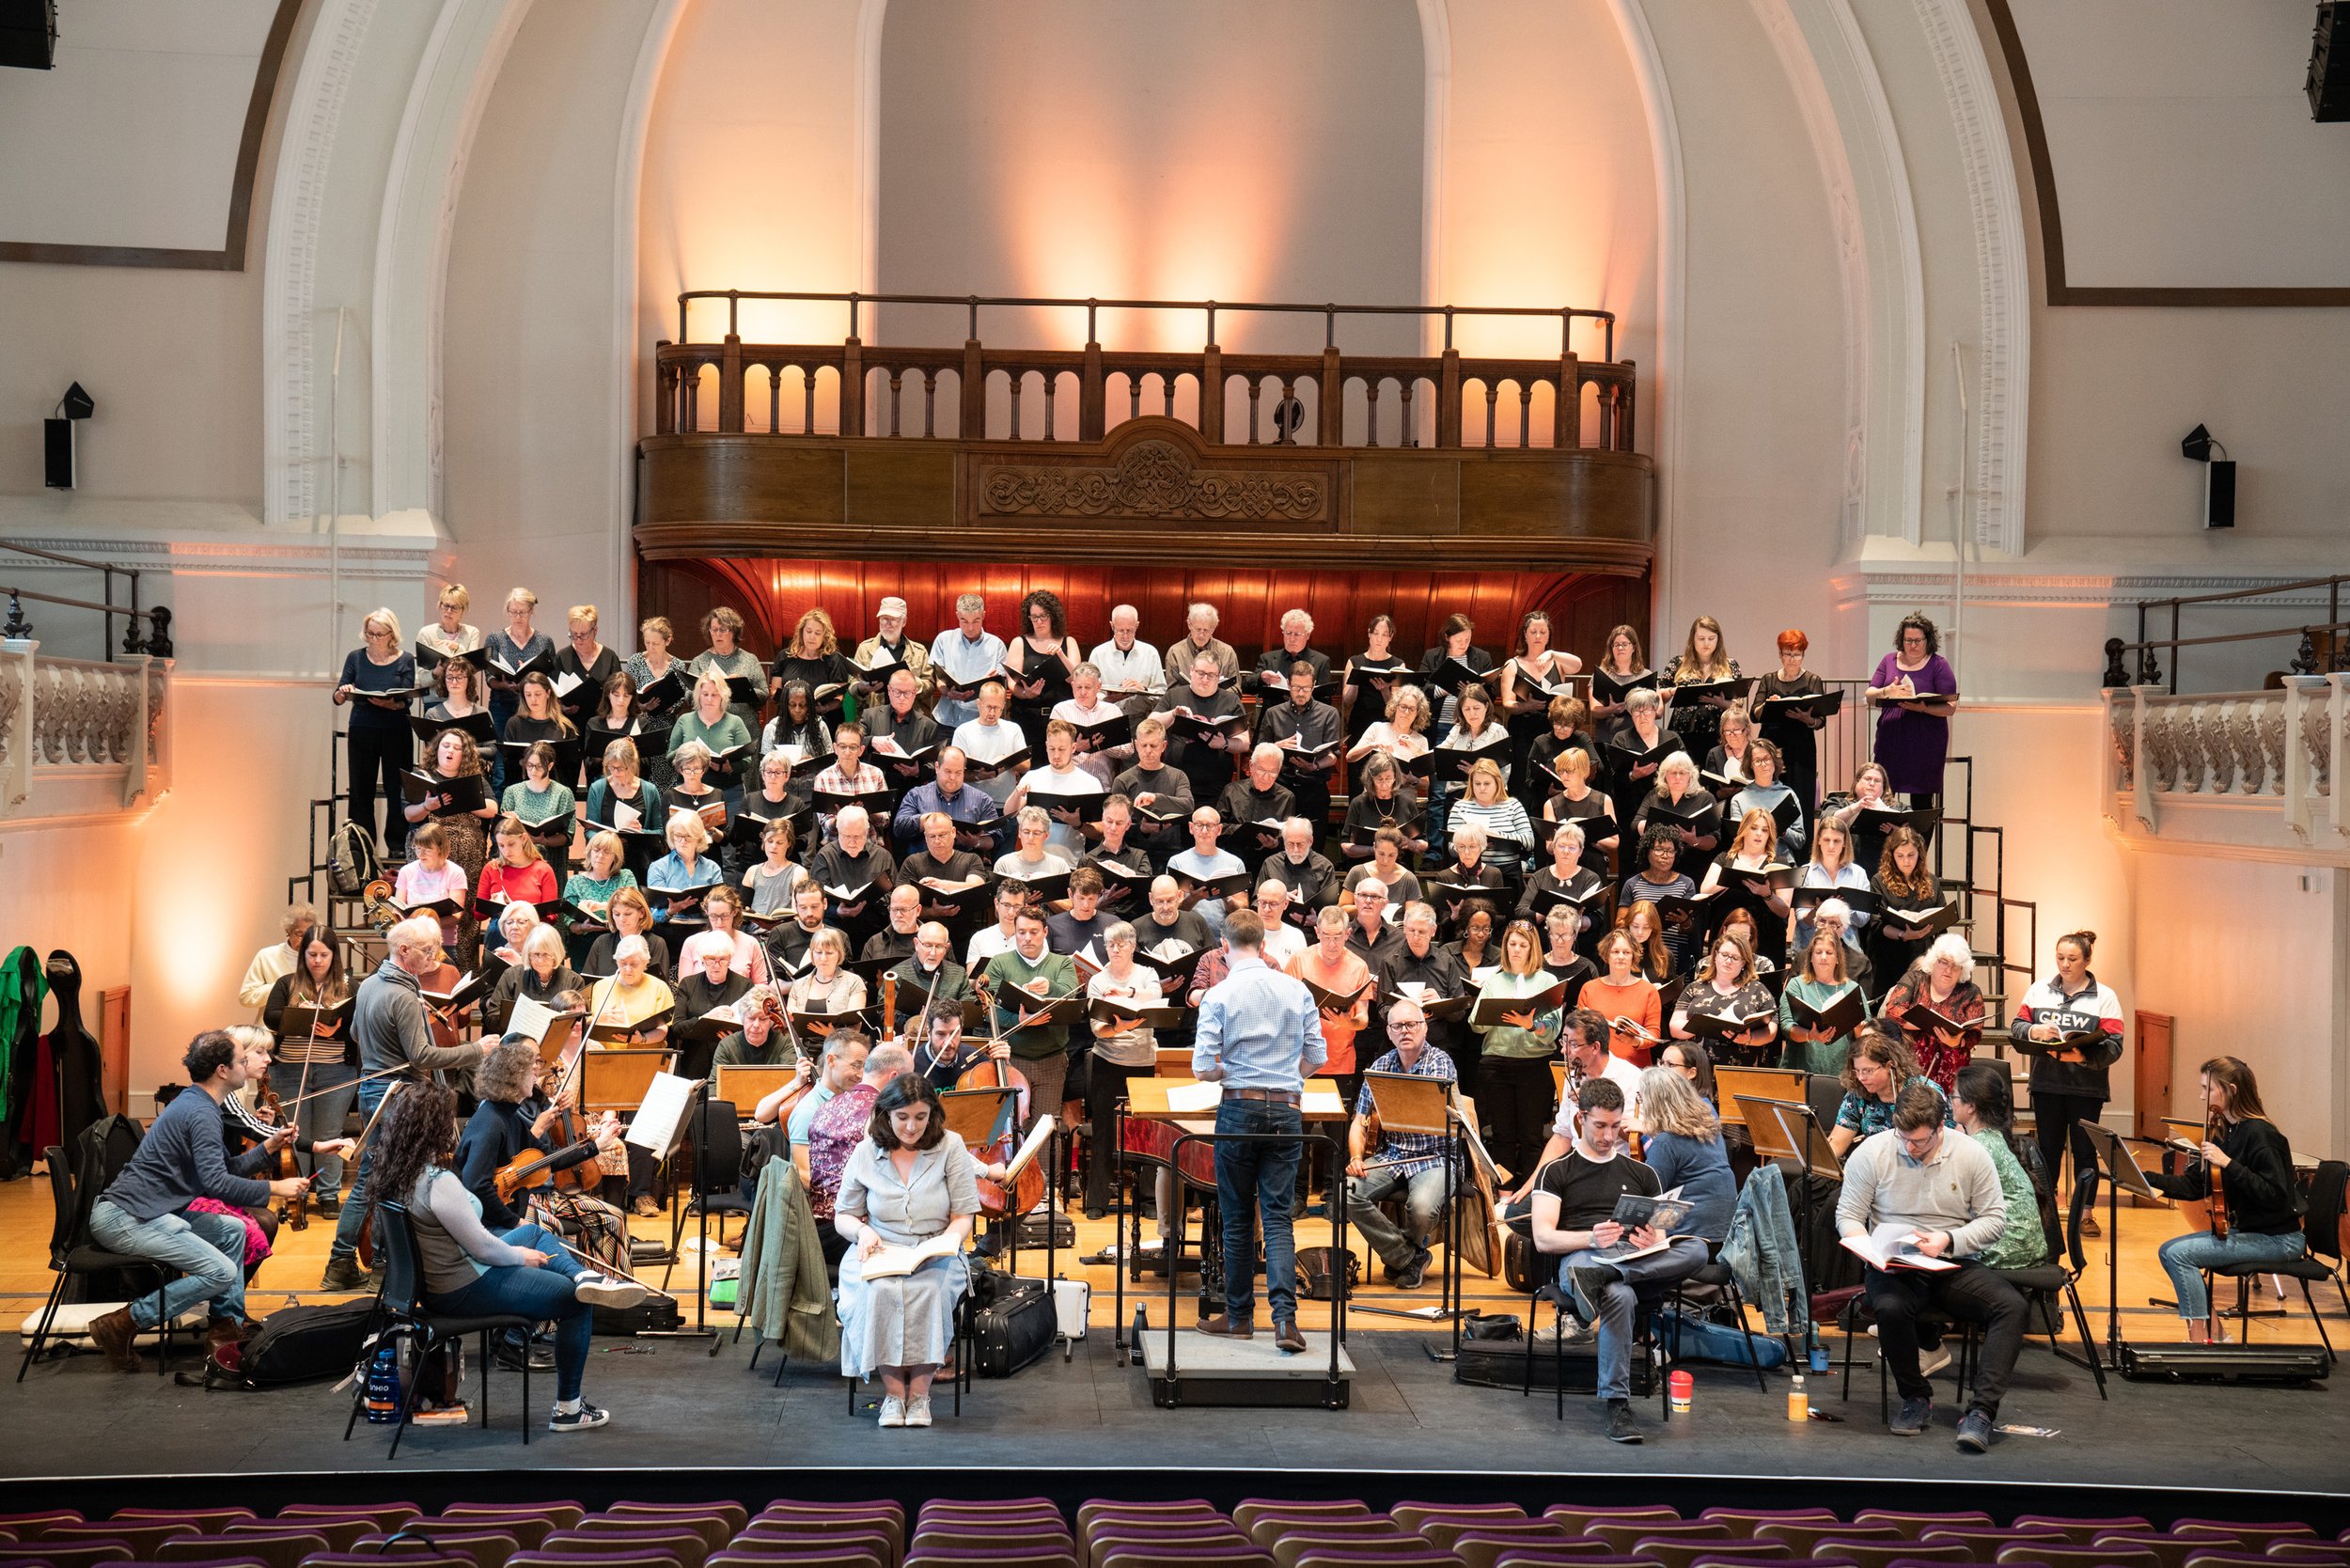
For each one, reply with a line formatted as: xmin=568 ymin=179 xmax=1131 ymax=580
xmin=1787 ymin=1372 xmax=1809 ymax=1422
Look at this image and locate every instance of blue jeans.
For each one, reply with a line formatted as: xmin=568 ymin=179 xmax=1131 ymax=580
xmin=1213 ymin=1097 xmax=1305 ymax=1324
xmin=87 ymin=1200 xmax=248 ymax=1329
xmin=429 ymin=1222 xmax=592 ymax=1401
xmin=270 ymin=1060 xmax=357 ymax=1193
xmin=1346 ymin=1163 xmax=1449 ymax=1274
xmin=329 ymin=1079 xmax=391 ymax=1263
xmin=2159 ymin=1227 xmax=2307 ymax=1324
xmin=1559 ymin=1236 xmax=1710 ymax=1401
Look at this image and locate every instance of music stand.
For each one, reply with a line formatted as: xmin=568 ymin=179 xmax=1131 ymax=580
xmin=1154 ymin=1046 xmax=1195 ymax=1078
xmin=1744 ymin=1094 xmax=1839 ymax=1354
xmin=633 ymin=1074 xmax=719 ymax=1349
xmin=2081 ymin=1121 xmax=2160 ymax=1361
xmin=713 ymin=1063 xmax=797 ymax=1115
xmin=1350 ymin=1073 xmax=1465 ymax=1329
xmin=581 ymin=1047 xmax=672 ymax=1113
xmin=1716 ymin=1066 xmax=1808 ymax=1133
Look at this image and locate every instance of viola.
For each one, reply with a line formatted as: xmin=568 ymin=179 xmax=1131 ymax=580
xmin=2205 ymin=1108 xmax=2231 ymax=1241
xmin=494 ymin=1135 xmax=603 ymax=1204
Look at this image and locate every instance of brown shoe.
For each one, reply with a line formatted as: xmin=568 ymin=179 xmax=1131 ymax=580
xmin=206 ymin=1316 xmax=248 ymax=1350
xmin=87 ymin=1306 xmax=144 ymax=1373
xmin=1273 ymin=1318 xmax=1308 ymax=1355
xmin=1196 ymin=1312 xmax=1255 ymax=1339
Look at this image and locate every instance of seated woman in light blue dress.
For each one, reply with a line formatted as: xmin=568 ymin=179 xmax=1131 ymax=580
xmin=834 ymin=1073 xmax=983 ymax=1430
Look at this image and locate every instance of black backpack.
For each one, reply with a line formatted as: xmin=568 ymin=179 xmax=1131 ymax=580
xmin=183 ymin=1299 xmax=379 ymax=1391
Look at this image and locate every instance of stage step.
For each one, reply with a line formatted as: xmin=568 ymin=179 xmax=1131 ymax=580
xmin=1133 ymin=1311 xmax=1355 ymax=1409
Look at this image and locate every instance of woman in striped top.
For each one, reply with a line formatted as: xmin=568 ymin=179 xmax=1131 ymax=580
xmin=1448 ymin=758 xmax=1535 ymax=874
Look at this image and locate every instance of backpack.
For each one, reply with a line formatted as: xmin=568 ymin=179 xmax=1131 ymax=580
xmin=1295 ymin=1245 xmax=1359 ymax=1302
xmin=181 ymin=1298 xmax=379 ymax=1392
xmin=328 ymin=822 xmax=379 ymax=899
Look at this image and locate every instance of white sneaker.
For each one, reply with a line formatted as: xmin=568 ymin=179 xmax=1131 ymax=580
xmin=572 ymin=1272 xmax=649 ymax=1309
xmin=904 ymin=1395 xmax=933 ymax=1428
xmin=877 ymin=1395 xmax=906 ymax=1428
xmin=1919 ymin=1345 xmax=1954 ymax=1378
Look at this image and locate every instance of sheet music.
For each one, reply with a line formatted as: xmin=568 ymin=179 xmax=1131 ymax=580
xmin=1165 ymin=1081 xmax=1222 ymax=1113
xmin=998 ymin=1114 xmax=1057 ymax=1181
xmin=1303 ymin=1085 xmax=1346 ymax=1118
xmin=625 ymin=1071 xmax=695 ymax=1154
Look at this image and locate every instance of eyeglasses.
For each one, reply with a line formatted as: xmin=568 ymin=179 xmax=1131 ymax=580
xmin=1393 ymin=1019 xmax=1428 ymax=1031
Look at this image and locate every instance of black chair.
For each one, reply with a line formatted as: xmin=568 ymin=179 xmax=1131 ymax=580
xmin=2207 ymin=1157 xmax=2347 ymax=1368
xmin=1522 ymin=1274 xmax=1670 ymax=1422
xmin=340 ymin=1200 xmax=540 ymax=1457
xmin=17 ymin=1138 xmax=179 ymax=1381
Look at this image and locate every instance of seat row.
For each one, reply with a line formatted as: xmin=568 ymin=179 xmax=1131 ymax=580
xmin=0 ymin=1500 xmax=2342 ymax=1568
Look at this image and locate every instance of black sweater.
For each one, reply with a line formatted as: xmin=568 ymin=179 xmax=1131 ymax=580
xmin=2147 ymin=1118 xmax=2302 ymax=1237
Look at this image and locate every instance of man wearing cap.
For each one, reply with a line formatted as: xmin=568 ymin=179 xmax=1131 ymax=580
xmin=854 ymin=596 xmax=933 ymax=702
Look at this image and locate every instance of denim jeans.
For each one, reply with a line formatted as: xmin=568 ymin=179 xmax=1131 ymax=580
xmin=1213 ymin=1097 xmax=1305 ymax=1323
xmin=429 ymin=1222 xmax=593 ymax=1401
xmin=87 ymin=1200 xmax=249 ymax=1329
xmin=270 ymin=1060 xmax=357 ymax=1193
xmin=2158 ymin=1227 xmax=2308 ymax=1324
xmin=329 ymin=1078 xmax=392 ymax=1262
xmin=1559 ymin=1236 xmax=1710 ymax=1401
xmin=1346 ymin=1162 xmax=1449 ymax=1273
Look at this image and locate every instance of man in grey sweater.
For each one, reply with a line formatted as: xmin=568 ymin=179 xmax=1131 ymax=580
xmin=322 ymin=917 xmax=489 ymax=1291
xmin=1836 ymin=1082 xmax=2024 ymax=1453
xmin=86 ymin=1030 xmax=308 ymax=1370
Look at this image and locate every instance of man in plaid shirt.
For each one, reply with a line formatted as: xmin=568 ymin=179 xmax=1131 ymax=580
xmin=1344 ymin=997 xmax=1458 ymax=1289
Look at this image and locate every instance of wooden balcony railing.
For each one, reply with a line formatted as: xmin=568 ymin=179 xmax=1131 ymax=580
xmin=652 ymin=291 xmax=1636 ymax=453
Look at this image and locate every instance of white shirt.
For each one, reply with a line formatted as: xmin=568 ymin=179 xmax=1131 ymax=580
xmin=1019 ymin=760 xmax=1105 ymax=852
xmin=1089 ymin=637 xmax=1167 ymax=710
xmin=950 ymin=716 xmax=1027 ymax=806
xmin=1050 ymin=696 xmax=1134 ymax=784
xmin=1552 ymin=1052 xmax=1646 ymax=1139
xmin=965 ymin=925 xmax=1016 ymax=967
xmin=1259 ymin=922 xmax=1307 ymax=968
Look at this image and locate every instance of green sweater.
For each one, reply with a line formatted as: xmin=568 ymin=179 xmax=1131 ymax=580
xmin=1778 ymin=977 xmax=1861 ymax=1076
xmin=1970 ymin=1130 xmax=2049 ymax=1269
xmin=982 ymin=949 xmax=1080 ymax=1059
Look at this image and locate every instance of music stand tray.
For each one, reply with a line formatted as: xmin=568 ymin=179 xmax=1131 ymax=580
xmin=713 ymin=1063 xmax=796 ymax=1112
xmin=1716 ymin=1065 xmax=1807 ymax=1130
xmin=939 ymin=1084 xmax=1018 ymax=1148
xmin=1744 ymin=1096 xmax=1841 ymax=1181
xmin=582 ymin=1047 xmax=674 ymax=1114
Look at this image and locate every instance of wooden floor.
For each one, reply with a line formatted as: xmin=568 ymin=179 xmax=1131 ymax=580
xmin=2 ymin=1158 xmax=2334 ymax=1342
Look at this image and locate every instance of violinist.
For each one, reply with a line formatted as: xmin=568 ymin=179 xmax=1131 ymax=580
xmin=455 ymin=1035 xmax=625 ymax=1257
xmin=980 ymin=906 xmax=1080 ymax=1135
xmin=220 ymin=1026 xmax=353 ymax=1255
xmin=910 ymin=1005 xmax=1003 ymax=1084
xmin=261 ymin=931 xmax=358 ymax=1214
xmin=2144 ymin=1055 xmax=2306 ymax=1342
xmin=714 ymin=985 xmax=792 ymax=1077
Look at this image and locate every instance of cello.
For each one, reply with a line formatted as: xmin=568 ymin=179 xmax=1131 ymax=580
xmin=960 ymin=975 xmax=1068 ymax=1220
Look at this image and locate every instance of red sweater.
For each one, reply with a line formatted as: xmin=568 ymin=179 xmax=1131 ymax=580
xmin=478 ymin=859 xmax=559 ymax=910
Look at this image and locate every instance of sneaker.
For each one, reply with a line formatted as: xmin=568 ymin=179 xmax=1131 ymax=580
xmin=546 ymin=1402 xmax=610 ymax=1433
xmin=1604 ymin=1399 xmax=1643 ymax=1444
xmin=631 ymin=1195 xmax=663 ymax=1218
xmin=904 ymin=1395 xmax=933 ymax=1428
xmin=1918 ymin=1344 xmax=1953 ymax=1379
xmin=1395 ymin=1252 xmax=1429 ymax=1292
xmin=1890 ymin=1395 xmax=1934 ymax=1436
xmin=1567 ymin=1264 xmax=1615 ymax=1325
xmin=320 ymin=1256 xmax=370 ymax=1293
xmin=572 ymin=1272 xmax=649 ymax=1310
xmin=877 ymin=1395 xmax=906 ymax=1428
xmin=1955 ymin=1407 xmax=1994 ymax=1452
xmin=495 ymin=1338 xmax=556 ymax=1374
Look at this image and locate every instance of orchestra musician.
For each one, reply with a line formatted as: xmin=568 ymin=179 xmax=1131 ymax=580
xmin=262 ymin=930 xmax=358 ymax=1212
xmin=321 ymin=917 xmax=491 ymax=1292
xmin=713 ymin=985 xmax=793 ymax=1076
xmin=2144 ymin=1055 xmax=2307 ymax=1342
xmin=1343 ymin=997 xmax=1456 ymax=1292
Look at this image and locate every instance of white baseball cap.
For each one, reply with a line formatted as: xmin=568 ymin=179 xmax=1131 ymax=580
xmin=878 ymin=596 xmax=908 ymax=617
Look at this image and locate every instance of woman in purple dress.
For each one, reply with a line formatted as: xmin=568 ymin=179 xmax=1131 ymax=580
xmin=1866 ymin=613 xmax=1957 ymax=806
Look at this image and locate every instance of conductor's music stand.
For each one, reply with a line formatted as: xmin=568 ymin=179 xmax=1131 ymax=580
xmin=1349 ymin=1072 xmax=1465 ymax=1331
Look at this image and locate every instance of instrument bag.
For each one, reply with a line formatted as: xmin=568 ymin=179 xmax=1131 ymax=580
xmin=968 ymin=1271 xmax=1056 ymax=1377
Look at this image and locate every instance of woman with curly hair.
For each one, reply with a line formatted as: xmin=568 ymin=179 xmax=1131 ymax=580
xmin=1866 ymin=611 xmax=1958 ymax=807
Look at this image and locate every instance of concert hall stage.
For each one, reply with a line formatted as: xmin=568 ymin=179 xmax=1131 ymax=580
xmin=5 ymin=1320 xmax=2345 ymax=1524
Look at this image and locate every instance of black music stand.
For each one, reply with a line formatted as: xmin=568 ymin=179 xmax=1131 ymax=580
xmin=634 ymin=1076 xmax=719 ymax=1350
xmin=2081 ymin=1121 xmax=2160 ymax=1363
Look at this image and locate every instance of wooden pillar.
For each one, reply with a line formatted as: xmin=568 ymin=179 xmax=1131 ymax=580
xmin=1198 ymin=343 xmax=1224 ymax=444
xmin=961 ymin=339 xmax=987 ymax=438
xmin=840 ymin=336 xmax=865 ymax=437
xmin=1080 ymin=339 xmax=1105 ymax=442
xmin=718 ymin=334 xmax=745 ymax=433
xmin=1319 ymin=347 xmax=1343 ymax=447
xmin=1555 ymin=354 xmax=1581 ymax=449
xmin=1437 ymin=349 xmax=1462 ymax=449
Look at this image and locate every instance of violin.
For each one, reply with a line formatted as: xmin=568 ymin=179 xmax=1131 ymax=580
xmin=2205 ymin=1107 xmax=2231 ymax=1241
xmin=253 ymin=1075 xmax=308 ymax=1231
xmin=494 ymin=1134 xmax=604 ymax=1204
xmin=537 ymin=1044 xmax=596 ymax=1195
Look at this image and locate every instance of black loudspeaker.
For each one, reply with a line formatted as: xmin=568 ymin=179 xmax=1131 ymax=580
xmin=0 ymin=0 xmax=55 ymax=71
xmin=2120 ymin=1341 xmax=2330 ymax=1384
xmin=43 ymin=417 xmax=72 ymax=490
xmin=2204 ymin=459 xmax=2237 ymax=529
xmin=2312 ymin=2 xmax=2348 ymax=121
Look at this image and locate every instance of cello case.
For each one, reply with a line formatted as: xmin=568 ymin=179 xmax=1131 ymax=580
xmin=45 ymin=951 xmax=103 ymax=1153
xmin=0 ymin=945 xmax=46 ymax=1178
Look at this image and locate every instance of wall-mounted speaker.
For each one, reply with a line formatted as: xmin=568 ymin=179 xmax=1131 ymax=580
xmin=2204 ymin=459 xmax=2237 ymax=529
xmin=0 ymin=0 xmax=55 ymax=71
xmin=2313 ymin=1 xmax=2348 ymax=121
xmin=43 ymin=418 xmax=72 ymax=490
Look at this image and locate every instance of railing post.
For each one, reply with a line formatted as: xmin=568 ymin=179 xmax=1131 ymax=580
xmin=1619 ymin=362 xmax=1637 ymax=451
xmin=1555 ymin=354 xmax=1581 ymax=449
xmin=840 ymin=336 xmax=865 ymax=437
xmin=718 ymin=334 xmax=746 ymax=433
xmin=1198 ymin=339 xmax=1223 ymax=444
xmin=1081 ymin=332 xmax=1106 ymax=443
xmin=961 ymin=339 xmax=987 ymax=439
xmin=653 ymin=341 xmax=676 ymax=435
xmin=1437 ymin=349 xmax=1462 ymax=449
xmin=1319 ymin=347 xmax=1343 ymax=447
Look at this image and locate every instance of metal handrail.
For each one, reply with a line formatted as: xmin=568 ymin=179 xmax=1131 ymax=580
xmin=678 ymin=288 xmax=1622 ymax=362
xmin=0 ymin=538 xmax=173 ymax=660
xmin=2103 ymin=572 xmax=2347 ymax=693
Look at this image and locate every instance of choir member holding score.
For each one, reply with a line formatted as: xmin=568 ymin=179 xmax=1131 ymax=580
xmin=335 ymin=607 xmax=420 ymax=857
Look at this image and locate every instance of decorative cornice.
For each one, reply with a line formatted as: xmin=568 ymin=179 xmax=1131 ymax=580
xmin=1916 ymin=0 xmax=2029 ymax=557
xmin=1831 ymin=567 xmax=2338 ymax=610
xmin=0 ymin=530 xmax=440 ymax=582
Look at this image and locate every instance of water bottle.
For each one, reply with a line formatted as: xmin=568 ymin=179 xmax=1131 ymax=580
xmin=364 ymin=1339 xmax=403 ymax=1424
xmin=1787 ymin=1372 xmax=1809 ymax=1421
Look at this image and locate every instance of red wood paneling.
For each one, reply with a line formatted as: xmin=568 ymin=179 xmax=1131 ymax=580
xmin=644 ymin=557 xmax=1651 ymax=666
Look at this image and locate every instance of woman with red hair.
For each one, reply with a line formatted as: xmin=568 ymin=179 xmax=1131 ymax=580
xmin=1755 ymin=628 xmax=1827 ymax=815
